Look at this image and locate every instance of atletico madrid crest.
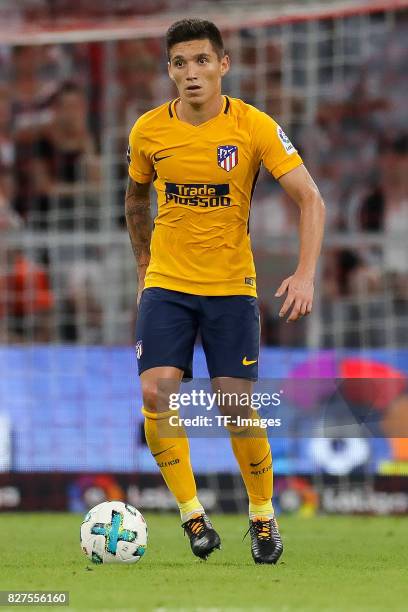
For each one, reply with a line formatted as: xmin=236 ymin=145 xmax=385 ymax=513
xmin=135 ymin=340 xmax=143 ymax=359
xmin=217 ymin=145 xmax=238 ymax=172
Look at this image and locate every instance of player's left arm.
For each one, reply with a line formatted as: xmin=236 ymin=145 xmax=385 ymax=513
xmin=275 ymin=164 xmax=326 ymax=322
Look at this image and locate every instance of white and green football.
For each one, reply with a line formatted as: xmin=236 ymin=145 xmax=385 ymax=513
xmin=80 ymin=501 xmax=147 ymax=564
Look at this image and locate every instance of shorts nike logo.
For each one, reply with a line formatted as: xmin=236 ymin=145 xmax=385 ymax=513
xmin=152 ymin=445 xmax=175 ymax=457
xmin=242 ymin=356 xmax=257 ymax=366
xmin=153 ymin=154 xmax=172 ymax=164
xmin=250 ymin=449 xmax=271 ymax=467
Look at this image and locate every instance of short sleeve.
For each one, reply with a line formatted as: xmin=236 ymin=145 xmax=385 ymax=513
xmin=251 ymin=109 xmax=303 ymax=179
xmin=127 ymin=122 xmax=154 ymax=183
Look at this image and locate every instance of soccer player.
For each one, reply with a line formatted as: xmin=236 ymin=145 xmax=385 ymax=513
xmin=125 ymin=19 xmax=325 ymax=564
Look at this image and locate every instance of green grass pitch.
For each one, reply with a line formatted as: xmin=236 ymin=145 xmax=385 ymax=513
xmin=2 ymin=513 xmax=408 ymax=611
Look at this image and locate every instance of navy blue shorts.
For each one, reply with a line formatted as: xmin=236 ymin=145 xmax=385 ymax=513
xmin=135 ymin=288 xmax=260 ymax=381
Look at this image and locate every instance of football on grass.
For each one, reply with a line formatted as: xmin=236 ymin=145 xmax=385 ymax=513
xmin=80 ymin=501 xmax=147 ymax=564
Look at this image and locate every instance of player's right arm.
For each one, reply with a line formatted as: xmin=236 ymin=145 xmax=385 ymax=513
xmin=126 ymin=119 xmax=155 ymax=305
xmin=125 ymin=177 xmax=152 ymax=305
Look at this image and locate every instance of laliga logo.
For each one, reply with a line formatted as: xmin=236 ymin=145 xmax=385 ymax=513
xmin=277 ymin=126 xmax=295 ymax=154
xmin=275 ymin=477 xmax=319 ymax=517
xmin=68 ymin=475 xmax=125 ymax=512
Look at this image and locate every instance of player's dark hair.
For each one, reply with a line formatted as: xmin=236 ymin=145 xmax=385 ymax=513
xmin=166 ymin=19 xmax=225 ymax=59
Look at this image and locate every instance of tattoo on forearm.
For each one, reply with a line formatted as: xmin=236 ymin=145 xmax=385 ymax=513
xmin=125 ymin=178 xmax=152 ymax=269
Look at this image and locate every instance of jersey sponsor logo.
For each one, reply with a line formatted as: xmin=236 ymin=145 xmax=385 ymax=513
xmin=217 ymin=145 xmax=238 ymax=171
xmin=126 ymin=145 xmax=131 ymax=165
xmin=135 ymin=340 xmax=143 ymax=359
xmin=277 ymin=126 xmax=295 ymax=154
xmin=165 ymin=182 xmax=231 ymax=207
xmin=245 ymin=277 xmax=256 ymax=287
xmin=242 ymin=356 xmax=257 ymax=366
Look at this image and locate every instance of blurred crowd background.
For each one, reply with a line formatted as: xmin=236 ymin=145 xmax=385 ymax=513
xmin=0 ymin=0 xmax=407 ymax=349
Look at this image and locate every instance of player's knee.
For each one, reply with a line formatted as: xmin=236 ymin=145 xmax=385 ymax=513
xmin=223 ymin=411 xmax=251 ymax=435
xmin=142 ymin=382 xmax=159 ymax=412
xmin=227 ymin=422 xmax=251 ymax=436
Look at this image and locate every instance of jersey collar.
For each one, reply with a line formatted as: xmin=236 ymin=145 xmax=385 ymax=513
xmin=168 ymin=95 xmax=230 ymax=126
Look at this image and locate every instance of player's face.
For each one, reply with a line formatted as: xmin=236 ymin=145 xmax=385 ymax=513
xmin=168 ymin=39 xmax=230 ymax=105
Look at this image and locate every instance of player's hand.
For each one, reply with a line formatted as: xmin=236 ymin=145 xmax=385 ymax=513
xmin=137 ymin=279 xmax=145 ymax=307
xmin=137 ymin=287 xmax=144 ymax=307
xmin=137 ymin=278 xmax=145 ymax=307
xmin=275 ymin=274 xmax=314 ymax=322
xmin=137 ymin=265 xmax=148 ymax=307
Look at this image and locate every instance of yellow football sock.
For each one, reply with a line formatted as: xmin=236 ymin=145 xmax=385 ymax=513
xmin=228 ymin=410 xmax=274 ymax=515
xmin=249 ymin=501 xmax=274 ymax=519
xmin=143 ymin=407 xmax=200 ymax=513
xmin=178 ymin=496 xmax=205 ymax=523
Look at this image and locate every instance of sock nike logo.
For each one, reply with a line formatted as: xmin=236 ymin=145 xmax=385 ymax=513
xmin=250 ymin=449 xmax=271 ymax=467
xmin=152 ymin=445 xmax=175 ymax=457
xmin=242 ymin=356 xmax=257 ymax=366
xmin=153 ymin=154 xmax=172 ymax=164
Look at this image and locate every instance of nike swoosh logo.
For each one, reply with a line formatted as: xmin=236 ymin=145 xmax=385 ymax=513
xmin=250 ymin=449 xmax=271 ymax=467
xmin=242 ymin=356 xmax=257 ymax=366
xmin=152 ymin=445 xmax=175 ymax=457
xmin=153 ymin=154 xmax=172 ymax=164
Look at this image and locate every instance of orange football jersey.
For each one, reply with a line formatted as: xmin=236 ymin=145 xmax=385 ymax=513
xmin=128 ymin=96 xmax=303 ymax=296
